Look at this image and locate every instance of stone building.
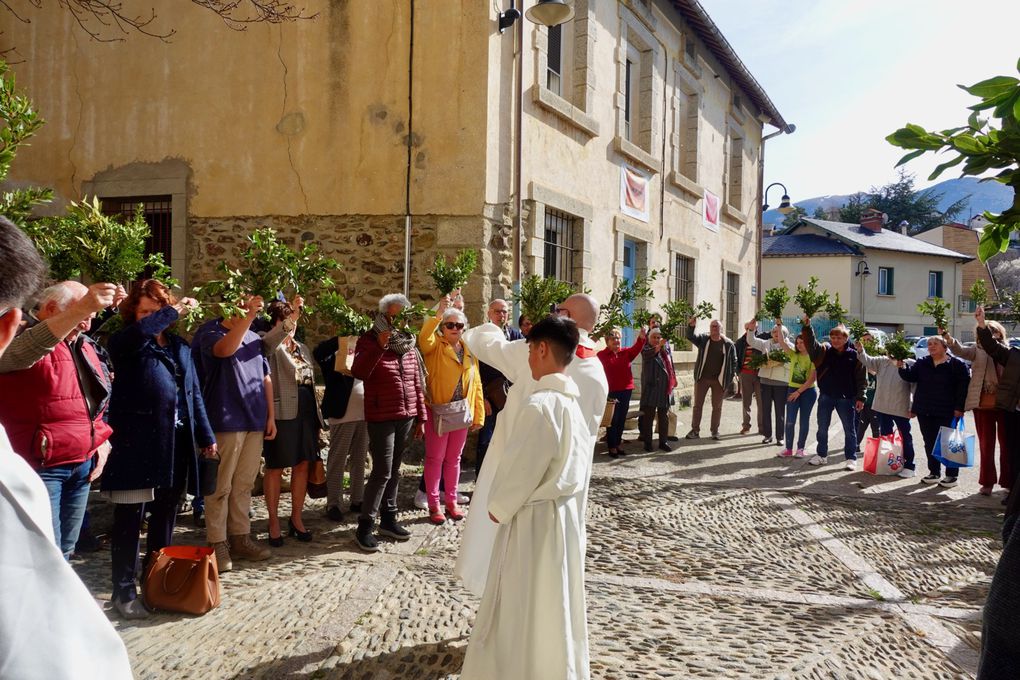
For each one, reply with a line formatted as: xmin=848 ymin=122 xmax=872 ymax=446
xmin=4 ymin=0 xmax=788 ymax=354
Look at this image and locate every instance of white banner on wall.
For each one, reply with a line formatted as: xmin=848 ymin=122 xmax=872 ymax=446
xmin=703 ymin=188 xmax=721 ymax=233
xmin=620 ymin=165 xmax=650 ymax=222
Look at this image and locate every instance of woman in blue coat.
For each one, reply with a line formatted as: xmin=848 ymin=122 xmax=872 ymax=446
xmin=101 ymin=280 xmax=217 ymax=619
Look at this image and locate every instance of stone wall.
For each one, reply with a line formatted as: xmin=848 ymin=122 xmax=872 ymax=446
xmin=186 ymin=208 xmax=513 ymax=347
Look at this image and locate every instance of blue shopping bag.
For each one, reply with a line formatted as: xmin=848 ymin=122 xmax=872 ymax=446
xmin=932 ymin=417 xmax=976 ymax=468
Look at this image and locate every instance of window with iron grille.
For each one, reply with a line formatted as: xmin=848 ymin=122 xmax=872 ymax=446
xmin=543 ymin=209 xmax=577 ymax=285
xmin=547 ymin=24 xmax=563 ymax=95
xmin=673 ymin=255 xmax=694 ymax=304
xmin=725 ymin=271 xmax=739 ymax=339
xmin=101 ymin=196 xmax=172 ymax=280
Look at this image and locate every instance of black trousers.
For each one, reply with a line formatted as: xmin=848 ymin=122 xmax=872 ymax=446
xmin=917 ymin=413 xmax=958 ymax=479
xmin=362 ymin=418 xmax=415 ymax=522
xmin=640 ymin=405 xmax=669 ymax=445
xmin=110 ymin=485 xmax=183 ymax=604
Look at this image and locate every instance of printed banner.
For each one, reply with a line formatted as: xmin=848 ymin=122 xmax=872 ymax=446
xmin=620 ymin=165 xmax=650 ymax=222
xmin=703 ymin=188 xmax=720 ymax=232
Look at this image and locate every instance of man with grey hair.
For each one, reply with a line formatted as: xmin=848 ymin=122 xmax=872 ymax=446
xmin=0 ymin=279 xmax=120 ymax=558
xmin=0 ymin=218 xmax=132 ymax=679
xmin=686 ymin=317 xmax=738 ymax=440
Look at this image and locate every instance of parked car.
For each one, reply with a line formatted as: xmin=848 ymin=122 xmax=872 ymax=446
xmin=913 ymin=337 xmax=928 ymax=360
xmin=865 ymin=328 xmax=890 ymax=347
xmin=1010 ymin=337 xmax=1020 ymax=350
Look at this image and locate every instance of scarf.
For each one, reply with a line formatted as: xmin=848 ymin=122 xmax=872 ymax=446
xmin=374 ymin=312 xmax=428 ymax=389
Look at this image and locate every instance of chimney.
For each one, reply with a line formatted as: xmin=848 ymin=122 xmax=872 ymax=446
xmin=860 ymin=208 xmax=886 ymax=233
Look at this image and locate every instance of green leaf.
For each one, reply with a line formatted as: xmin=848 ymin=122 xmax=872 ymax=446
xmin=928 ymin=154 xmax=965 ymax=180
xmin=961 ymin=75 xmax=1019 ymax=99
xmin=978 ymin=228 xmax=1007 ymax=262
xmin=894 ymin=149 xmax=927 ymax=167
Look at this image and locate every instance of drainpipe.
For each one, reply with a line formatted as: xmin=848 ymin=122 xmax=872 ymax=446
xmin=756 ymin=123 xmax=794 ymax=313
xmin=511 ymin=1 xmax=524 ymax=320
xmin=403 ymin=0 xmax=416 ymax=297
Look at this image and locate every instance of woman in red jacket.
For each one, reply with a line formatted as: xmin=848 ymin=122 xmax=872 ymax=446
xmin=597 ymin=326 xmax=646 ymax=457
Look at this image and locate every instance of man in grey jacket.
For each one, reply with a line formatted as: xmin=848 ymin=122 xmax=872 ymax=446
xmin=685 ymin=318 xmax=737 ymax=440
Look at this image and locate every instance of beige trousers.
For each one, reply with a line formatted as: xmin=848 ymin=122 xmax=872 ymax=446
xmin=206 ymin=430 xmax=264 ymax=543
xmin=690 ymin=378 xmax=725 ymax=436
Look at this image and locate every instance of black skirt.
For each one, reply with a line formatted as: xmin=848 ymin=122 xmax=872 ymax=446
xmin=264 ymin=385 xmax=321 ymax=470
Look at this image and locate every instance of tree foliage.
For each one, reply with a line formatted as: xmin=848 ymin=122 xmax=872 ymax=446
xmin=888 ymin=60 xmax=1020 ymax=260
xmin=836 ymin=171 xmax=968 ymax=234
xmin=781 ymin=206 xmax=807 ymax=228
xmin=513 ymin=275 xmax=575 ymax=327
xmin=0 ymin=60 xmax=52 ymax=228
xmin=591 ymin=269 xmax=664 ymax=339
xmin=427 ymin=249 xmax=478 ymax=296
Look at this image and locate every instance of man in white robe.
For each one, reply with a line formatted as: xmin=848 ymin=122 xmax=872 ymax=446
xmin=457 ymin=294 xmax=608 ymax=596
xmin=460 ymin=315 xmax=594 ymax=680
xmin=0 ymin=218 xmax=133 ymax=680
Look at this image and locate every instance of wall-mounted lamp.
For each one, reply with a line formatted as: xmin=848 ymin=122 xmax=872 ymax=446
xmin=499 ymin=0 xmax=574 ymax=33
xmin=763 ymin=182 xmax=794 ymax=215
xmin=855 ymin=261 xmax=871 ymax=277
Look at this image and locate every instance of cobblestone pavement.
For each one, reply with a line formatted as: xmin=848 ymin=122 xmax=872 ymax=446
xmin=72 ymin=404 xmax=1002 ymax=679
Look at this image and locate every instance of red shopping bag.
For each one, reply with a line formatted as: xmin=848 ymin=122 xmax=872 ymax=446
xmin=863 ymin=433 xmax=905 ymax=475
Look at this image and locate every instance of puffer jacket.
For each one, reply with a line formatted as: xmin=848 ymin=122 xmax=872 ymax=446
xmin=352 ymin=330 xmax=427 ymax=423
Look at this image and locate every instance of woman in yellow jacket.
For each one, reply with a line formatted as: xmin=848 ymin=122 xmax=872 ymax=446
xmin=418 ymin=297 xmax=485 ymax=523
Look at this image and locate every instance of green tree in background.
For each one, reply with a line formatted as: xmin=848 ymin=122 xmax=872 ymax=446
xmin=888 ymin=59 xmax=1020 ymax=260
xmin=836 ymin=171 xmax=968 ymax=233
xmin=782 ymin=206 xmax=807 ymax=228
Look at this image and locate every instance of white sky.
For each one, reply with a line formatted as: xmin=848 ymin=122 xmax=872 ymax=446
xmin=700 ymin=0 xmax=1020 ymax=201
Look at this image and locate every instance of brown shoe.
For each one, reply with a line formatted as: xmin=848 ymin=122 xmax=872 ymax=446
xmin=211 ymin=541 xmax=233 ymax=573
xmin=229 ymin=534 xmax=271 ymax=561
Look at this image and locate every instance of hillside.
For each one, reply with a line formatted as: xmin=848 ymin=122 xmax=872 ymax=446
xmin=764 ymin=177 xmax=1013 ymax=226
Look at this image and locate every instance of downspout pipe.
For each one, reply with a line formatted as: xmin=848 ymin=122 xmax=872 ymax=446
xmin=403 ymin=0 xmax=416 ymax=297
xmin=756 ymin=122 xmax=794 ymax=314
xmin=511 ymin=0 xmax=524 ymax=320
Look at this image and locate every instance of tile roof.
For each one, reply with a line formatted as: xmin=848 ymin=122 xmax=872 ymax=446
xmin=763 ymin=234 xmax=858 ymax=257
xmin=791 ymin=218 xmax=972 ymax=260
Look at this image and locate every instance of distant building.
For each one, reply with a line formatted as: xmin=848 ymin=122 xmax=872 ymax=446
xmin=915 ymin=223 xmax=997 ymax=313
xmin=763 ymin=209 xmax=974 ymax=338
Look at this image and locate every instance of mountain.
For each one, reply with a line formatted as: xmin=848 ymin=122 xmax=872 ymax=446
xmin=763 ymin=177 xmax=1013 ymax=227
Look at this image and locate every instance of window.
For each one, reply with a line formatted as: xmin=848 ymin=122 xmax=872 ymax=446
xmin=928 ymin=271 xmax=943 ymax=298
xmin=725 ymin=272 xmax=739 ymax=339
xmin=878 ymin=267 xmax=894 ymax=295
xmin=684 ymin=34 xmax=696 ymax=62
xmin=959 ymin=296 xmax=977 ymax=313
xmin=102 ymin=195 xmax=172 ymax=280
xmin=725 ymin=133 xmax=744 ymax=211
xmin=543 ymin=209 xmax=577 ymax=285
xmin=676 ymin=88 xmax=699 ymax=183
xmin=624 ymin=55 xmax=637 ymax=142
xmin=673 ymin=254 xmax=694 ymax=303
xmin=546 ymin=24 xmax=564 ymax=96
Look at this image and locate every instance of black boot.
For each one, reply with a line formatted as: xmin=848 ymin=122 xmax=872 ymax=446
xmin=378 ymin=510 xmax=411 ymax=541
xmin=354 ymin=518 xmax=379 ymax=552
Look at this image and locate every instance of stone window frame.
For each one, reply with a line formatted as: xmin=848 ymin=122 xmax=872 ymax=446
xmin=612 ymin=4 xmax=662 ymax=174
xmin=721 ymin=261 xmax=741 ymax=340
xmin=722 ymin=115 xmax=749 ymax=226
xmin=531 ymin=0 xmax=599 ymax=138
xmin=525 ymin=182 xmax=593 ymax=288
xmin=667 ymin=238 xmax=699 ymax=303
xmin=82 ymin=164 xmax=189 ymax=287
xmin=669 ymin=59 xmax=704 ymax=199
xmin=612 ymin=214 xmax=655 ymax=321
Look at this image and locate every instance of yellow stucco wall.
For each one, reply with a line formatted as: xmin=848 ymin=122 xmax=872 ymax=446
xmin=761 ymin=256 xmax=854 ymax=319
xmin=4 ymin=0 xmax=490 ymax=217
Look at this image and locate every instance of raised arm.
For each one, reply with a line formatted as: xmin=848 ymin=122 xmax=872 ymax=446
xmin=417 ymin=314 xmax=442 ymax=356
xmin=942 ymin=332 xmax=977 ymax=361
xmin=621 ymin=330 xmax=647 ymax=363
xmin=853 ymin=342 xmax=883 ymax=371
xmin=462 ymin=322 xmax=530 ymax=384
xmin=487 ymin=401 xmax=559 ymax=523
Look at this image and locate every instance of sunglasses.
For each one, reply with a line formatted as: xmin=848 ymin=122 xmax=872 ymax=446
xmin=444 ymin=322 xmax=465 ymax=330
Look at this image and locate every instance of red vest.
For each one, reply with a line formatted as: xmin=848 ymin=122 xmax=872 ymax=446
xmin=0 ymin=340 xmax=113 ymax=469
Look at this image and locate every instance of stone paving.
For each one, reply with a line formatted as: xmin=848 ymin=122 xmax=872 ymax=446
xmin=71 ymin=402 xmax=1002 ymax=679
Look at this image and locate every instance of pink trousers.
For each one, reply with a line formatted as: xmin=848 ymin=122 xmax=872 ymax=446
xmin=424 ymin=419 xmax=468 ymax=507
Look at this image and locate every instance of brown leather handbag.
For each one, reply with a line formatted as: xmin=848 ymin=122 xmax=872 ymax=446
xmin=143 ymin=545 xmax=221 ymax=615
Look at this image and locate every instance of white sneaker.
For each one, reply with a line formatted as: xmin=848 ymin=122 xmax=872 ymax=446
xmin=845 ymin=459 xmax=858 ymax=472
xmin=456 ymin=493 xmax=470 ymax=505
xmin=938 ymin=476 xmax=959 ymax=488
xmin=413 ymin=489 xmax=428 ymax=510
xmin=897 ymin=468 xmax=916 ymax=478
xmin=808 ymin=455 xmax=827 ymax=466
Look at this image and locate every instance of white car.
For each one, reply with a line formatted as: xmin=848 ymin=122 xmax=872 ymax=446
xmin=913 ymin=337 xmax=928 ymax=360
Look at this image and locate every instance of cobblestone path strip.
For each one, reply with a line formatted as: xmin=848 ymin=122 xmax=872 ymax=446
xmin=72 ymin=410 xmax=999 ymax=678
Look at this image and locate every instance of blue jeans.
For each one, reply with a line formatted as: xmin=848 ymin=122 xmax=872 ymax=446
xmin=37 ymin=457 xmax=95 ymax=559
xmin=784 ymin=387 xmax=817 ymax=451
xmin=816 ymin=393 xmax=858 ymax=460
xmin=876 ymin=412 xmax=916 ymax=470
xmin=606 ymin=389 xmax=632 ymax=449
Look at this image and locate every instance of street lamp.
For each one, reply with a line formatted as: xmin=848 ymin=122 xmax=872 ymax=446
xmin=498 ymin=0 xmax=574 ymax=322
xmin=856 ymin=260 xmax=871 ymax=320
xmin=763 ymin=182 xmax=794 ymax=214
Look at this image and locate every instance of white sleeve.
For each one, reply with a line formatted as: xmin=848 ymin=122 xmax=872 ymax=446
xmin=462 ymin=322 xmax=530 ymax=384
xmin=487 ymin=401 xmax=559 ymax=523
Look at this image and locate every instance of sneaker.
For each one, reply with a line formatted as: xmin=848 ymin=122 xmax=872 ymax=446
xmin=211 ymin=541 xmax=233 ymax=573
xmin=326 ymin=505 xmax=344 ymax=522
xmin=685 ymin=430 xmax=700 ymax=440
xmin=795 ymin=448 xmax=808 ymax=458
xmin=808 ymin=455 xmax=827 ymax=466
xmin=413 ymin=489 xmax=428 ymax=510
xmin=354 ymin=520 xmax=379 ymax=552
xmin=778 ymin=449 xmax=793 ymax=458
xmin=921 ymin=473 xmax=940 ymax=484
xmin=897 ymin=468 xmax=916 ymax=478
xmin=979 ymin=485 xmax=993 ymax=496
xmin=113 ymin=598 xmax=150 ymax=620
xmin=710 ymin=432 xmax=720 ymax=441
xmin=379 ymin=513 xmax=412 ymax=541
xmin=938 ymin=476 xmax=959 ymax=488
xmin=761 ymin=436 xmax=773 ymax=445
xmin=845 ymin=459 xmax=858 ymax=472
xmin=456 ymin=493 xmax=470 ymax=506
xmin=229 ymin=534 xmax=271 ymax=561
xmin=658 ymin=441 xmax=674 ymax=452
